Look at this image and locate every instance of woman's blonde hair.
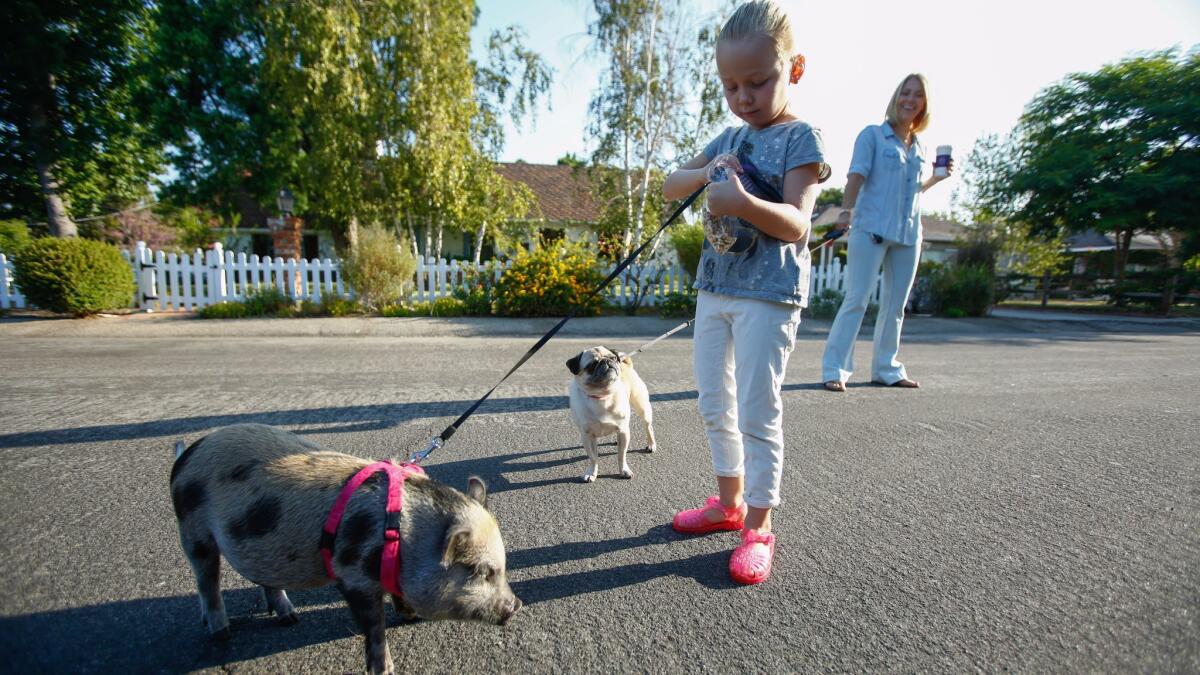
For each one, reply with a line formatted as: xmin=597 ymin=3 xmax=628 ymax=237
xmin=885 ymin=73 xmax=931 ymax=134
xmin=719 ymin=0 xmax=795 ymax=61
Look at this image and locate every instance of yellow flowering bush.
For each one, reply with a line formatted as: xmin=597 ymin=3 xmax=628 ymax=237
xmin=492 ymin=241 xmax=606 ymax=317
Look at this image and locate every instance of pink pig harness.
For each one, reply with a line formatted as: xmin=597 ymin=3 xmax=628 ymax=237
xmin=319 ymin=461 xmax=425 ymax=597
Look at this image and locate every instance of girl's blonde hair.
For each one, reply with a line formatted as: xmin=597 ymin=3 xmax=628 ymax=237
xmin=885 ymin=73 xmax=931 ymax=134
xmin=719 ymin=0 xmax=795 ymax=61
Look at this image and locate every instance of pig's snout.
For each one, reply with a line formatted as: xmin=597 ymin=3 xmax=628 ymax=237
xmin=497 ymin=595 xmax=522 ymax=625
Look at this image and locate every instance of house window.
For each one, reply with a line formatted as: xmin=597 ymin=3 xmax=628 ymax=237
xmin=303 ymin=234 xmax=319 ymax=261
xmin=251 ymin=233 xmax=272 ymax=258
xmin=540 ymin=228 xmax=565 ymax=244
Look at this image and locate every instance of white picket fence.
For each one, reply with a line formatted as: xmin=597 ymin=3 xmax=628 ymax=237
xmin=1 ymin=240 xmax=873 ymax=312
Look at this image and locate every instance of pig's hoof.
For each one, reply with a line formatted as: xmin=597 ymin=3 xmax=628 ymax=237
xmin=276 ymin=612 xmax=299 ymax=626
xmin=210 ymin=626 xmax=232 ymax=641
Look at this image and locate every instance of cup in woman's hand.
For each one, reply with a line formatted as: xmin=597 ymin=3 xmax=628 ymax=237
xmin=934 ymin=145 xmax=952 ymax=178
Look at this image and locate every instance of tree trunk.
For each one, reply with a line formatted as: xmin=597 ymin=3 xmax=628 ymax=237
xmin=346 ymin=216 xmax=360 ymax=249
xmin=434 ymin=219 xmax=444 ymax=260
xmin=473 ymin=220 xmax=486 ymax=266
xmin=423 ymin=217 xmax=432 ymax=259
xmin=1041 ymin=269 xmax=1051 ymax=307
xmin=28 ymin=72 xmax=75 ymax=237
xmin=1112 ymin=227 xmax=1133 ymax=307
xmin=406 ymin=213 xmax=420 ymax=260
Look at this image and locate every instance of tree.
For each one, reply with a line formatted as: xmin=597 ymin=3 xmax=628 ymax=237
xmin=816 ymin=187 xmax=844 ymax=210
xmin=1 ymin=1 xmax=163 ymax=236
xmin=968 ymin=50 xmax=1200 ymax=309
xmin=586 ymin=0 xmax=725 ymax=258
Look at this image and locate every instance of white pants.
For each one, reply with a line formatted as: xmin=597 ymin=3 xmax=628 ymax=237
xmin=821 ymin=228 xmax=922 ymax=384
xmin=693 ymin=291 xmax=800 ymax=509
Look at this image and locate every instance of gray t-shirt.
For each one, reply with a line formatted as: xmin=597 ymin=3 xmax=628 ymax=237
xmin=695 ymin=120 xmax=829 ymax=307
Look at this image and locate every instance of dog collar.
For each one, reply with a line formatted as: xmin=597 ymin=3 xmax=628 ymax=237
xmin=320 ymin=460 xmax=425 ymax=598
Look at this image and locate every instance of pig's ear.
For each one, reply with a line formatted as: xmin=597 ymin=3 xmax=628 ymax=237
xmin=466 ymin=476 xmax=488 ymax=508
xmin=441 ymin=525 xmax=472 ymax=568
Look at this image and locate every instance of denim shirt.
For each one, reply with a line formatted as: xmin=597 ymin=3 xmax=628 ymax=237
xmin=847 ymin=123 xmax=925 ymax=246
xmin=693 ymin=120 xmax=829 ymax=308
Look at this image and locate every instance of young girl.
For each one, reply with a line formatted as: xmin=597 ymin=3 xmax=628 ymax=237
xmin=662 ymin=0 xmax=828 ymax=585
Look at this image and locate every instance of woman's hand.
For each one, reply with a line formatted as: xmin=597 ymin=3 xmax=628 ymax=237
xmin=834 ymin=208 xmax=853 ymax=233
xmin=929 ymin=157 xmax=955 ymax=184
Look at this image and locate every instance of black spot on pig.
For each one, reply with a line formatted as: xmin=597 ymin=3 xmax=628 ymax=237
xmin=191 ymin=538 xmax=216 ymax=560
xmin=337 ymin=512 xmax=375 ymax=566
xmin=227 ymin=496 xmax=282 ymax=540
xmin=223 ymin=461 xmax=258 ymax=482
xmin=361 ymin=546 xmax=382 ymax=581
xmin=172 ymin=480 xmax=207 ymax=520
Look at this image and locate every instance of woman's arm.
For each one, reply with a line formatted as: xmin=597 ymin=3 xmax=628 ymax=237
xmin=663 ymin=152 xmax=710 ymax=200
xmin=707 ymin=163 xmax=821 ymax=242
xmin=835 ymin=173 xmax=866 ymax=231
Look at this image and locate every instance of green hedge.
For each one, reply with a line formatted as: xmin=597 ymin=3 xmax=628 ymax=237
xmin=13 ymin=238 xmax=135 ymax=315
xmin=492 ymin=242 xmax=605 ymax=317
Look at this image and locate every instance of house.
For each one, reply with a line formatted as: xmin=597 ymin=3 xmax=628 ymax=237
xmin=1064 ymin=229 xmax=1173 ymax=275
xmin=810 ymin=206 xmax=966 ymax=263
xmin=494 ymin=162 xmax=603 ymax=247
xmin=213 ymin=189 xmax=338 ymax=261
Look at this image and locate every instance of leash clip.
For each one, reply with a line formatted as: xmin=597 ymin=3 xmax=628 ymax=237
xmin=409 ymin=437 xmax=442 ymax=464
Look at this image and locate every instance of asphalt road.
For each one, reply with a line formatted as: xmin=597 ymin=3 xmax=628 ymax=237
xmin=0 ymin=315 xmax=1196 ymax=673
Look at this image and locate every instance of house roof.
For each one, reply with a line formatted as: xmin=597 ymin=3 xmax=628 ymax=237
xmin=495 ymin=162 xmax=601 ymax=223
xmin=810 ymin=206 xmax=966 ymax=243
xmin=1064 ymin=229 xmax=1170 ymax=252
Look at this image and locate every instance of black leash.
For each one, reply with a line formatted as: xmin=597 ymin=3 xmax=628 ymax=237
xmin=409 ymin=184 xmax=708 ymax=463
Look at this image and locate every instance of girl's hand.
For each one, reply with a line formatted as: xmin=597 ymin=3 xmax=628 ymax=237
xmin=705 ymin=153 xmax=743 ymax=184
xmin=706 ymin=171 xmax=749 ymax=218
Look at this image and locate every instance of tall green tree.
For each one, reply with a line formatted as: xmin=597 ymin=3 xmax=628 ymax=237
xmin=147 ymin=0 xmax=292 ymax=221
xmin=586 ymin=0 xmax=725 ymax=257
xmin=0 ymin=0 xmax=163 ymax=236
xmin=970 ymin=50 xmax=1200 ymax=307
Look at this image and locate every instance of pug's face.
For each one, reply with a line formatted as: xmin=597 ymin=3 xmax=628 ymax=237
xmin=566 ymin=346 xmax=624 ymax=390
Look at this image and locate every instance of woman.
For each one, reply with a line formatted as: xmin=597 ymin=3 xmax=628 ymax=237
xmin=821 ymin=73 xmax=953 ymax=392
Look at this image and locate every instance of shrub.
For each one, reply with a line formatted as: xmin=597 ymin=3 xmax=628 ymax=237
xmin=319 ymin=296 xmax=363 ymax=317
xmin=492 ymin=241 xmax=606 ymax=317
xmin=340 ymin=225 xmax=416 ymax=311
xmin=669 ymin=222 xmax=704 ymax=279
xmin=198 ymin=301 xmax=249 ymax=319
xmin=241 ymin=286 xmax=291 ymax=316
xmin=804 ymin=287 xmax=879 ymax=322
xmin=658 ymin=291 xmax=696 ymax=318
xmin=13 ymin=237 xmax=135 ymax=315
xmin=929 ymin=263 xmax=993 ymax=317
xmin=0 ymin=220 xmax=32 ymax=256
xmin=450 ymin=262 xmax=502 ymax=316
xmin=805 ymin=288 xmax=844 ymax=319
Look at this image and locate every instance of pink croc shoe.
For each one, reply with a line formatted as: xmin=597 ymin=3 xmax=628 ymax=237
xmin=672 ymin=496 xmax=746 ymax=534
xmin=729 ymin=528 xmax=776 ymax=585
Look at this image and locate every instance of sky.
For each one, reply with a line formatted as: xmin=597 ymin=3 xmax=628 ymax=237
xmin=472 ymin=0 xmax=1200 ymax=215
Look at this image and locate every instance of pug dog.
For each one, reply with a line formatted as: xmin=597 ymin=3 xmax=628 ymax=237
xmin=170 ymin=423 xmax=520 ymax=675
xmin=566 ymin=346 xmax=657 ymax=482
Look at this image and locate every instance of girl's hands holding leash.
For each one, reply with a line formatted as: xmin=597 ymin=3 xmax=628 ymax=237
xmin=706 ymin=166 xmax=751 ymax=219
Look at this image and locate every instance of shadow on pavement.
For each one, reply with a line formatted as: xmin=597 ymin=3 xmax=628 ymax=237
xmin=0 ymin=390 xmax=699 ymax=450
xmin=0 ymin=585 xmax=363 ymax=673
xmin=509 ymin=525 xmax=736 ymax=604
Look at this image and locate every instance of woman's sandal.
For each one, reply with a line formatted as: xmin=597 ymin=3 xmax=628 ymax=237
xmin=875 ymin=378 xmax=920 ymax=388
xmin=823 ymin=380 xmax=846 ymax=392
xmin=729 ymin=528 xmax=776 ymax=585
xmin=672 ymin=496 xmax=747 ymax=534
